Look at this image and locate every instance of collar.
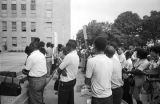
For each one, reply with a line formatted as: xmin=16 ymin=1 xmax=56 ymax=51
xmin=30 ymin=50 xmax=39 ymax=55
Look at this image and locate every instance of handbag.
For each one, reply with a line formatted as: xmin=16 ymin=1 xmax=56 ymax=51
xmin=54 ymin=79 xmax=60 ymax=91
xmin=0 ymin=71 xmax=16 ymax=77
xmin=0 ymin=75 xmax=21 ymax=96
xmin=54 ymin=73 xmax=60 ymax=91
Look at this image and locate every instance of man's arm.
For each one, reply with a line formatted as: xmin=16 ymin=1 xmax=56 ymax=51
xmin=85 ymin=77 xmax=91 ymax=86
xmin=85 ymin=59 xmax=93 ymax=86
xmin=58 ymin=55 xmax=70 ymax=76
xmin=22 ymin=55 xmax=33 ymax=75
xmin=57 ymin=68 xmax=67 ymax=76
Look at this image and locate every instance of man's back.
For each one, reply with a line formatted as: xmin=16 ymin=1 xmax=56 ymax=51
xmin=46 ymin=47 xmax=53 ymax=57
xmin=25 ymin=50 xmax=47 ymax=77
xmin=86 ymin=54 xmax=113 ymax=98
xmin=111 ymin=56 xmax=124 ymax=89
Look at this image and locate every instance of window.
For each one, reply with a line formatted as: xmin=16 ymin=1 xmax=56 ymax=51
xmin=11 ymin=4 xmax=16 ymax=10
xmin=2 ymin=37 xmax=7 ymax=46
xmin=2 ymin=21 xmax=7 ymax=32
xmin=21 ymin=37 xmax=27 ymax=47
xmin=31 ymin=0 xmax=36 ymax=10
xmin=45 ymin=22 xmax=52 ymax=32
xmin=12 ymin=37 xmax=17 ymax=47
xmin=2 ymin=4 xmax=7 ymax=10
xmin=12 ymin=22 xmax=17 ymax=31
xmin=11 ymin=4 xmax=17 ymax=17
xmin=21 ymin=22 xmax=26 ymax=32
xmin=21 ymin=4 xmax=26 ymax=10
xmin=21 ymin=4 xmax=26 ymax=17
xmin=31 ymin=22 xmax=36 ymax=32
xmin=46 ymin=10 xmax=52 ymax=18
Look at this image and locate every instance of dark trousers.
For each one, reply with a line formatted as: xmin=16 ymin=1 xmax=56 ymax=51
xmin=28 ymin=76 xmax=46 ymax=104
xmin=91 ymin=95 xmax=113 ymax=104
xmin=112 ymin=86 xmax=123 ymax=104
xmin=122 ymin=79 xmax=133 ymax=104
xmin=58 ymin=79 xmax=76 ymax=104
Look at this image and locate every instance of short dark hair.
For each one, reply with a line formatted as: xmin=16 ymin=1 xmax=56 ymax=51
xmin=104 ymin=45 xmax=115 ymax=58
xmin=66 ymin=39 xmax=77 ymax=49
xmin=94 ymin=36 xmax=107 ymax=51
xmin=34 ymin=38 xmax=40 ymax=43
xmin=150 ymin=45 xmax=160 ymax=55
xmin=137 ymin=48 xmax=148 ymax=59
xmin=125 ymin=51 xmax=132 ymax=60
xmin=51 ymin=44 xmax=54 ymax=48
xmin=58 ymin=44 xmax=63 ymax=52
xmin=39 ymin=41 xmax=45 ymax=48
xmin=46 ymin=42 xmax=51 ymax=47
xmin=29 ymin=41 xmax=39 ymax=51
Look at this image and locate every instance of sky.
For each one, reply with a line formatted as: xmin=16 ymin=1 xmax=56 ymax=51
xmin=71 ymin=0 xmax=160 ymax=38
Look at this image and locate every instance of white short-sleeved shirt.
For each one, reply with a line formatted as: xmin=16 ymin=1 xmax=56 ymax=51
xmin=25 ymin=50 xmax=47 ymax=77
xmin=46 ymin=47 xmax=53 ymax=61
xmin=111 ymin=56 xmax=124 ymax=89
xmin=86 ymin=54 xmax=113 ymax=98
xmin=134 ymin=59 xmax=149 ymax=71
xmin=124 ymin=58 xmax=133 ymax=71
xmin=59 ymin=50 xmax=79 ymax=82
xmin=119 ymin=53 xmax=126 ymax=68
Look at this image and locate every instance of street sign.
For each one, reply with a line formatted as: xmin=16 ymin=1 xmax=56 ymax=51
xmin=83 ymin=25 xmax=87 ymax=40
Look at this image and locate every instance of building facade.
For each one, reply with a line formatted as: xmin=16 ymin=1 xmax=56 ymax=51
xmin=0 ymin=0 xmax=70 ymax=51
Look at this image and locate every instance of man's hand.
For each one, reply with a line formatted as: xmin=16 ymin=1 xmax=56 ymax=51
xmin=57 ymin=68 xmax=67 ymax=77
xmin=61 ymin=69 xmax=67 ymax=76
xmin=22 ymin=69 xmax=29 ymax=75
xmin=85 ymin=77 xmax=91 ymax=86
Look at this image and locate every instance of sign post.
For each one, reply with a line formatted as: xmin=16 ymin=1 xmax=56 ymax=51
xmin=83 ymin=25 xmax=87 ymax=48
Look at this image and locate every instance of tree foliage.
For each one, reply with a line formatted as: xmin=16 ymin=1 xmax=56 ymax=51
xmin=76 ymin=10 xmax=160 ymax=47
xmin=113 ymin=11 xmax=142 ymax=36
xmin=76 ymin=20 xmax=112 ymax=45
xmin=141 ymin=11 xmax=160 ymax=42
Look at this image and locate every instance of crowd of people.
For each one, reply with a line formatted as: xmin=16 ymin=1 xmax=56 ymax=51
xmin=23 ymin=38 xmax=79 ymax=104
xmin=79 ymin=37 xmax=160 ymax=104
xmin=22 ymin=36 xmax=160 ymax=104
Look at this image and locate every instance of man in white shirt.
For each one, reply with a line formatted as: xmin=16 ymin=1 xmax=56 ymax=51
xmin=23 ymin=41 xmax=47 ymax=104
xmin=124 ymin=51 xmax=133 ymax=71
xmin=117 ymin=47 xmax=126 ymax=68
xmin=57 ymin=39 xmax=79 ymax=104
xmin=105 ymin=45 xmax=123 ymax=104
xmin=46 ymin=42 xmax=53 ymax=76
xmin=85 ymin=36 xmax=113 ymax=104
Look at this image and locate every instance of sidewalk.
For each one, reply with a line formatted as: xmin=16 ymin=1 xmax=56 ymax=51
xmin=44 ymin=69 xmax=88 ymax=104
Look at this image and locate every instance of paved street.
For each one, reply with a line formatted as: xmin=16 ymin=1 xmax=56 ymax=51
xmin=0 ymin=52 xmax=88 ymax=104
xmin=44 ymin=70 xmax=88 ymax=104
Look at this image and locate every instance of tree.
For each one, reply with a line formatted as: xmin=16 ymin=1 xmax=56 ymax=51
xmin=141 ymin=11 xmax=160 ymax=43
xmin=76 ymin=20 xmax=112 ymax=46
xmin=113 ymin=11 xmax=142 ymax=36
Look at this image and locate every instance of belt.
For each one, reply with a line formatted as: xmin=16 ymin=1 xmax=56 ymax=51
xmin=46 ymin=56 xmax=52 ymax=58
xmin=28 ymin=74 xmax=46 ymax=78
xmin=112 ymin=86 xmax=122 ymax=90
xmin=59 ymin=79 xmax=76 ymax=86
